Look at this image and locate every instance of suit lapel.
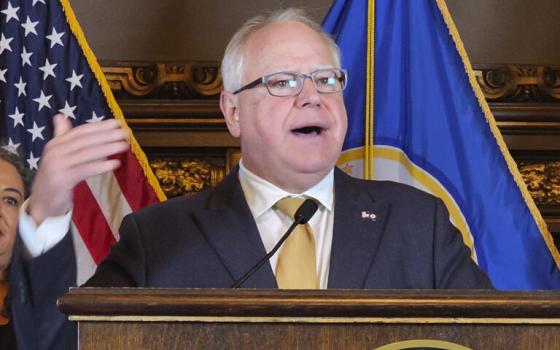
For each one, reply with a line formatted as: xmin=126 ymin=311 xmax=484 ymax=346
xmin=328 ymin=170 xmax=391 ymax=289
xmin=191 ymin=169 xmax=278 ymax=288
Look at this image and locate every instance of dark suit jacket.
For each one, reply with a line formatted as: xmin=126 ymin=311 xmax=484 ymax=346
xmin=88 ymin=168 xmax=491 ymax=289
xmin=9 ymin=233 xmax=77 ymax=350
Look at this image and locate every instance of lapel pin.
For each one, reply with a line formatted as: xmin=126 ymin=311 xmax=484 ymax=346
xmin=361 ymin=211 xmax=376 ymax=221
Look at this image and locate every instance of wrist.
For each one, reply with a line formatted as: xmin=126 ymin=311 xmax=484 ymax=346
xmin=27 ymin=198 xmax=47 ymax=226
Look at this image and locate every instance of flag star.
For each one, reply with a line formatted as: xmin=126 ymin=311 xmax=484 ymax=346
xmin=2 ymin=138 xmax=20 ymax=154
xmin=39 ymin=58 xmax=57 ymax=80
xmin=59 ymin=101 xmax=77 ymax=120
xmin=46 ymin=27 xmax=65 ymax=48
xmin=27 ymin=152 xmax=40 ymax=170
xmin=14 ymin=76 xmax=26 ymax=96
xmin=27 ymin=121 xmax=45 ymax=142
xmin=21 ymin=16 xmax=39 ymax=37
xmin=65 ymin=70 xmax=83 ymax=91
xmin=0 ymin=34 xmax=13 ymax=55
xmin=8 ymin=106 xmax=24 ymax=127
xmin=1 ymin=2 xmax=19 ymax=23
xmin=32 ymin=90 xmax=52 ymax=111
xmin=0 ymin=67 xmax=7 ymax=83
xmin=32 ymin=0 xmax=46 ymax=6
xmin=86 ymin=111 xmax=105 ymax=123
xmin=21 ymin=47 xmax=32 ymax=67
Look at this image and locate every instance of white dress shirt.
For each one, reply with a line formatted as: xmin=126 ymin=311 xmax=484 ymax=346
xmin=18 ymin=199 xmax=72 ymax=258
xmin=238 ymin=160 xmax=334 ymax=289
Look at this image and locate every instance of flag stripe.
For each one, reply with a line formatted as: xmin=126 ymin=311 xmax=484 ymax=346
xmin=72 ymin=181 xmax=117 ymax=264
xmin=86 ymin=171 xmax=132 ymax=239
xmin=70 ymin=223 xmax=97 ymax=285
xmin=111 ymin=150 xmax=159 ymax=211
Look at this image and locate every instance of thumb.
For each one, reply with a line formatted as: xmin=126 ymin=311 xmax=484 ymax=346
xmin=53 ymin=113 xmax=72 ymax=137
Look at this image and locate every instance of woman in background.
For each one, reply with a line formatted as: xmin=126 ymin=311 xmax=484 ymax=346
xmin=0 ymin=147 xmax=31 ymax=349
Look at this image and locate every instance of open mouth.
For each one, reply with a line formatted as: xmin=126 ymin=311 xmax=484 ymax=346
xmin=292 ymin=126 xmax=325 ymax=135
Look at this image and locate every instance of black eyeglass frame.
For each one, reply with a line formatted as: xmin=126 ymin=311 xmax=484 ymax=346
xmin=232 ymin=68 xmax=348 ymax=96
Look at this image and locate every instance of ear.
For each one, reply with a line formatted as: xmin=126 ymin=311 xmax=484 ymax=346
xmin=220 ymin=91 xmax=241 ymax=138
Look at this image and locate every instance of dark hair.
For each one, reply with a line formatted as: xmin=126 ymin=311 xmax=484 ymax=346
xmin=0 ymin=146 xmax=32 ymax=199
xmin=0 ymin=146 xmax=33 ymax=318
xmin=1 ymin=146 xmax=31 ymax=318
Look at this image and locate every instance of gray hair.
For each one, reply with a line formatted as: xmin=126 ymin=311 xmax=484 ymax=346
xmin=221 ymin=8 xmax=341 ymax=91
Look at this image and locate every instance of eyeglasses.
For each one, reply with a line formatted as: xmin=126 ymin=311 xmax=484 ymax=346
xmin=233 ymin=68 xmax=348 ymax=97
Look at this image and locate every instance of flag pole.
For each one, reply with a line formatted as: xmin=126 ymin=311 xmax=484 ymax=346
xmin=59 ymin=0 xmax=167 ymax=201
xmin=365 ymin=0 xmax=375 ymax=179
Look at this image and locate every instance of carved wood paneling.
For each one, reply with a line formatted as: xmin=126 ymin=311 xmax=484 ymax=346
xmin=101 ymin=61 xmax=560 ymax=103
xmin=518 ymin=160 xmax=560 ymax=207
xmin=150 ymin=159 xmax=225 ymax=197
xmin=474 ymin=64 xmax=560 ymax=102
xmin=101 ymin=61 xmax=222 ymax=100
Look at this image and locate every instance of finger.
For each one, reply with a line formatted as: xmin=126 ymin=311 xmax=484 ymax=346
xmin=53 ymin=119 xmax=124 ymax=147
xmin=48 ymin=119 xmax=125 ymax=150
xmin=52 ymin=140 xmax=129 ymax=172
xmin=53 ymin=113 xmax=73 ymax=137
xmin=44 ymin=127 xmax=129 ymax=159
xmin=66 ymin=159 xmax=122 ymax=186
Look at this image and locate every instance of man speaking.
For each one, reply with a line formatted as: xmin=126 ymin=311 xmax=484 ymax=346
xmin=86 ymin=9 xmax=491 ymax=290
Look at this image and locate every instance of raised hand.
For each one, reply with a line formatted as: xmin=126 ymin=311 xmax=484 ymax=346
xmin=27 ymin=114 xmax=129 ymax=225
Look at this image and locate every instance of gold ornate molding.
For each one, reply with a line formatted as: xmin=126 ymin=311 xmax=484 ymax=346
xmin=99 ymin=61 xmax=560 ymax=104
xmin=101 ymin=61 xmax=222 ymax=99
xmin=150 ymin=159 xmax=225 ymax=197
xmin=473 ymin=64 xmax=560 ymax=102
xmin=518 ymin=161 xmax=560 ymax=207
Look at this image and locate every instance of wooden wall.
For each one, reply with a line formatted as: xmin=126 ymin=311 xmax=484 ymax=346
xmin=71 ymin=0 xmax=560 ymax=64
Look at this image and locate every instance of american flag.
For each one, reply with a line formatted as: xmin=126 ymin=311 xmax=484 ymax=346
xmin=0 ymin=0 xmax=164 ymax=283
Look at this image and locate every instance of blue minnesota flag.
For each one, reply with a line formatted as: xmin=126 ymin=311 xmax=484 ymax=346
xmin=324 ymin=0 xmax=560 ymax=289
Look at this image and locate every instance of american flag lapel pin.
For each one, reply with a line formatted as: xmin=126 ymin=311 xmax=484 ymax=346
xmin=361 ymin=211 xmax=376 ymax=221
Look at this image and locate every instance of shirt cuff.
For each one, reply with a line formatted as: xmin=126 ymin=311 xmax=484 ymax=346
xmin=18 ymin=198 xmax=73 ymax=258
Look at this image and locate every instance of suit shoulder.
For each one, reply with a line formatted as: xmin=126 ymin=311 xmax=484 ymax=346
xmin=127 ymin=188 xmax=213 ymax=221
xmin=373 ymin=180 xmax=436 ymax=201
xmin=339 ymin=171 xmax=439 ymax=205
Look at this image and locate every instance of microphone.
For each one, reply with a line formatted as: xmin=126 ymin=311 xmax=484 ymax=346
xmin=231 ymin=198 xmax=319 ymax=288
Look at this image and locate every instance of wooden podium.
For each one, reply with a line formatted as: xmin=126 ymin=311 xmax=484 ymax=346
xmin=59 ymin=288 xmax=560 ymax=349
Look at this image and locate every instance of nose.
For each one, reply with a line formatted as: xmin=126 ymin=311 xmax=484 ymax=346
xmin=295 ymin=77 xmax=321 ymax=108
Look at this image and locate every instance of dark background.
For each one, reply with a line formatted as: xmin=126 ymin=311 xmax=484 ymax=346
xmin=70 ymin=0 xmax=560 ymax=64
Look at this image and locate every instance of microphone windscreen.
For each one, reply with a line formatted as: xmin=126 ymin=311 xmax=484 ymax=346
xmin=294 ymin=198 xmax=319 ymax=224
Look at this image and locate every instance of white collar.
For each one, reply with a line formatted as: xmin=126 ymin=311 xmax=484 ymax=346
xmin=238 ymin=159 xmax=334 ymax=218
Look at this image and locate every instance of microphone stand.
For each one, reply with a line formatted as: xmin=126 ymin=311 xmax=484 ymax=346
xmin=231 ymin=218 xmax=303 ymax=288
xmin=231 ymin=198 xmax=318 ymax=288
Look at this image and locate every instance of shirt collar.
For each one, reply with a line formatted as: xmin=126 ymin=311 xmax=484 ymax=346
xmin=238 ymin=159 xmax=334 ymax=218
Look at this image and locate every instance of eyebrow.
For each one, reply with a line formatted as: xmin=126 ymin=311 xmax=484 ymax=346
xmin=3 ymin=188 xmax=23 ymax=198
xmin=268 ymin=65 xmax=337 ymax=75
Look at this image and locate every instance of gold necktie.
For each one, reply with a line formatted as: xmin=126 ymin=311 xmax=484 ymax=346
xmin=275 ymin=197 xmax=319 ymax=289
